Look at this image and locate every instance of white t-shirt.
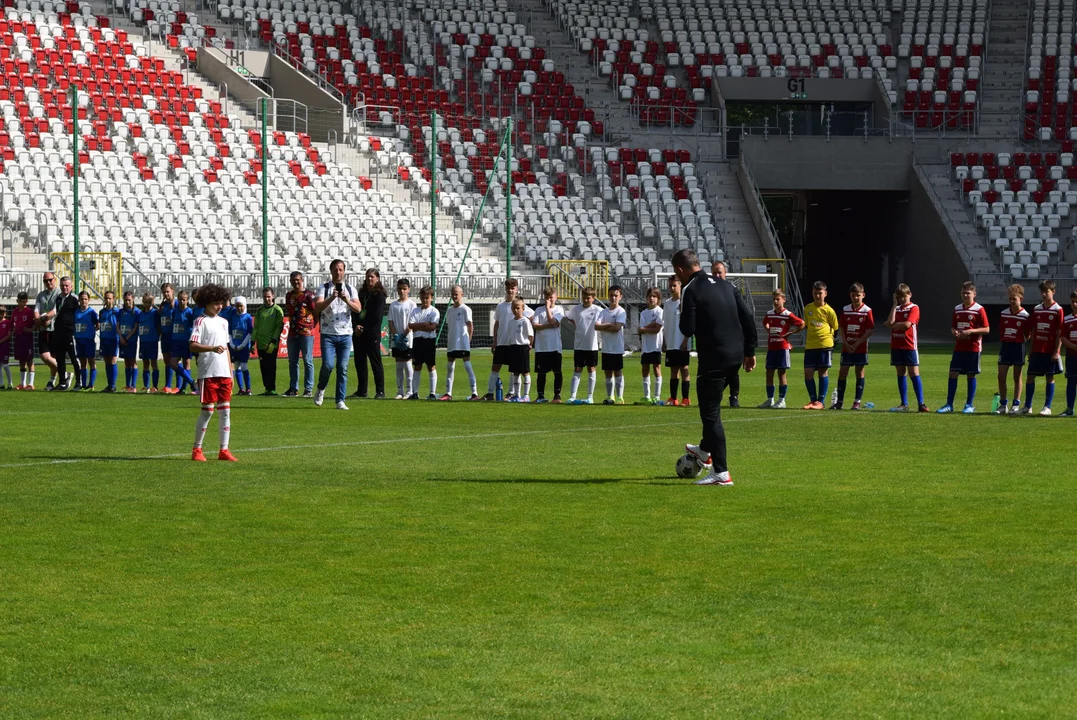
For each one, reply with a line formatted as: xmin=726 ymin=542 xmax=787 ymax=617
xmin=315 ymin=281 xmax=359 ymax=336
xmin=599 ymin=305 xmax=627 ymax=355
xmin=567 ymin=303 xmax=603 ymax=350
xmin=532 ymin=304 xmax=565 ymax=353
xmin=388 ymin=298 xmax=418 ymax=347
xmin=507 ymin=316 xmax=534 ymax=346
xmin=446 ymin=304 xmax=473 ymax=352
xmin=190 ymin=314 xmax=231 ymax=378
xmin=639 ymin=306 xmax=665 ymax=354
xmin=663 ymin=298 xmax=685 ymax=351
xmin=494 ymin=300 xmax=534 ymax=346
xmin=409 ymin=305 xmax=440 ymax=340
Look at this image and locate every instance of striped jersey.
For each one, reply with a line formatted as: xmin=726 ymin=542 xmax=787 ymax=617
xmin=952 ymin=302 xmax=990 ymax=353
xmin=764 ymin=308 xmax=802 ymax=351
xmin=890 ymin=302 xmax=919 ymax=350
xmin=1030 ymin=302 xmax=1064 ymax=354
xmin=998 ymin=307 xmax=1031 ymax=345
xmin=1063 ymin=313 xmax=1077 ymax=357
xmin=839 ymin=303 xmax=874 ymax=350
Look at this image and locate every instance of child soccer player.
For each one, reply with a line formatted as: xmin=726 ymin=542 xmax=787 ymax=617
xmin=487 ymin=278 xmax=534 ymax=401
xmin=73 ymin=291 xmax=99 ymax=391
xmin=565 ymin=287 xmax=603 ymax=404
xmin=506 ymin=297 xmax=534 ymax=401
xmin=190 ymin=284 xmax=237 ymax=462
xmin=802 ymin=280 xmax=839 ymax=410
xmin=0 ymin=306 xmax=12 ymax=389
xmin=759 ymin=289 xmax=804 ymax=409
xmin=388 ymin=278 xmax=417 ymax=399
xmin=137 ymin=292 xmax=160 ymax=393
xmin=407 ymin=286 xmax=440 ymax=400
xmin=13 ymin=293 xmax=36 ymax=389
xmin=885 ymin=284 xmax=929 ymax=412
xmin=531 ymin=286 xmax=565 ymax=403
xmin=118 ymin=291 xmax=140 ymax=392
xmin=97 ymin=291 xmax=120 ymax=392
xmin=663 ymin=275 xmax=691 ymax=406
xmin=997 ymin=284 xmax=1031 ymax=414
xmin=441 ymin=284 xmax=478 ymax=401
xmin=1060 ymin=291 xmax=1077 ymax=416
xmin=596 ymin=286 xmax=628 ymax=405
xmin=158 ymin=283 xmax=178 ymax=393
xmin=1022 ymin=279 xmax=1065 ymax=415
xmin=938 ymin=281 xmax=990 ymax=413
xmin=834 ymin=282 xmax=874 ymax=410
xmin=169 ymin=291 xmax=197 ymax=394
xmin=228 ymin=297 xmax=254 ymax=396
xmin=636 ymin=287 xmax=665 ymax=405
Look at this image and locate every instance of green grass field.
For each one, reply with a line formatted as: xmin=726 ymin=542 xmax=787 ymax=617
xmin=2 ymin=347 xmax=1076 ymax=717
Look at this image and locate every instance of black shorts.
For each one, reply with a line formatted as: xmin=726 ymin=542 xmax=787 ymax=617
xmin=391 ymin=347 xmax=412 ymax=361
xmin=40 ymin=330 xmax=53 ymax=352
xmin=601 ymin=352 xmax=624 ymax=371
xmin=49 ymin=331 xmax=73 ymax=358
xmin=573 ymin=349 xmax=598 ymax=369
xmin=535 ymin=351 xmax=562 ymax=374
xmin=665 ymin=349 xmax=689 ymax=368
xmin=493 ymin=345 xmax=512 ymax=367
xmin=412 ymin=337 xmax=436 ymax=367
xmin=641 ymin=351 xmax=662 ymax=366
xmin=447 ymin=350 xmax=471 ymax=360
xmin=507 ymin=344 xmax=531 ymax=374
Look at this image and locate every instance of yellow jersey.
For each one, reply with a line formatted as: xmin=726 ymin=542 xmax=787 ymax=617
xmin=803 ymin=302 xmax=839 ymax=350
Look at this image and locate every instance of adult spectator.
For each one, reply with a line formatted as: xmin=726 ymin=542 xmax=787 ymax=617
xmin=39 ymin=276 xmax=79 ymax=391
xmin=676 ymin=249 xmax=757 ymax=486
xmin=710 ymin=259 xmax=741 ymax=408
xmin=253 ymin=287 xmax=285 ymax=396
xmin=352 ymin=267 xmax=387 ymax=399
xmin=33 ymin=272 xmax=61 ymax=388
xmin=283 ymin=271 xmax=316 ymax=398
xmin=313 ymin=259 xmax=362 ymax=410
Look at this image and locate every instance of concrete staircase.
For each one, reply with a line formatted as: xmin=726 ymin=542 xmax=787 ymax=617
xmin=976 ymin=0 xmax=1030 ymax=140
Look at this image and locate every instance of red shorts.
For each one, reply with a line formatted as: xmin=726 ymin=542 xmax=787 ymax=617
xmin=200 ymin=376 xmax=233 ymax=405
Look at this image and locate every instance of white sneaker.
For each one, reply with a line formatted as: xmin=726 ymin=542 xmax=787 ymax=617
xmin=520 ymin=395 xmax=530 ymax=403
xmin=1039 ymin=406 xmax=1053 ymax=416
xmin=774 ymin=399 xmax=787 ymax=409
xmin=1019 ymin=406 xmax=1032 ymax=415
xmin=336 ymin=401 xmax=349 ymax=410
xmin=314 ymin=389 xmax=325 ymax=406
xmin=695 ymin=469 xmax=733 ymax=486
xmin=757 ymin=398 xmax=774 ymax=408
xmin=1009 ymin=404 xmax=1020 ymax=415
xmin=394 ymin=393 xmax=403 ymax=400
xmin=684 ymin=443 xmax=712 ymax=467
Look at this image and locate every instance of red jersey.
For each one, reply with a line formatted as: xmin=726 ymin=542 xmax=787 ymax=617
xmin=998 ymin=307 xmax=1031 ymax=345
xmin=285 ymin=289 xmax=317 ymax=337
xmin=0 ymin=318 xmax=11 ymax=345
xmin=839 ymin=303 xmax=874 ymax=350
xmin=952 ymin=302 xmax=989 ymax=352
xmin=1063 ymin=313 xmax=1077 ymax=357
xmin=890 ymin=302 xmax=919 ymax=350
xmin=1030 ymin=302 xmax=1064 ymax=354
xmin=764 ymin=308 xmax=802 ymax=351
xmin=12 ymin=305 xmax=35 ymax=335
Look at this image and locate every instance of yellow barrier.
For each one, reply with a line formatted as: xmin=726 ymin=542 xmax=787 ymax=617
xmin=739 ymin=258 xmax=787 ymax=293
xmin=545 ymin=259 xmax=610 ymax=300
xmin=51 ymin=252 xmax=123 ymax=298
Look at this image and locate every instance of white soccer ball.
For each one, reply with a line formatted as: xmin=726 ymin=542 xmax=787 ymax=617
xmin=675 ymin=453 xmax=703 ymax=479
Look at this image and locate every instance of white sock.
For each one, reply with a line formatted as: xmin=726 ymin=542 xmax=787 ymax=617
xmin=429 ymin=369 xmax=438 ymax=396
xmin=643 ymin=376 xmax=651 ymax=399
xmin=405 ymin=360 xmax=414 ymax=394
xmin=511 ymin=374 xmax=521 ymax=396
xmin=488 ymin=371 xmax=498 ymax=394
xmin=655 ymin=376 xmax=663 ymax=398
xmin=412 ymin=368 xmax=421 ymax=395
xmin=20 ymin=370 xmax=27 ymax=386
xmin=464 ymin=360 xmax=476 ymax=394
xmin=615 ymin=374 xmax=624 ymax=400
xmin=587 ymin=370 xmax=596 ymax=399
xmin=570 ymin=372 xmax=581 ymax=399
xmin=194 ymin=405 xmax=214 ymax=448
xmin=605 ymin=377 xmax=614 ymax=399
xmin=523 ymin=375 xmax=531 ymax=398
xmin=218 ymin=403 xmax=231 ymax=449
xmin=28 ymin=371 xmax=35 ymax=387
xmin=445 ymin=362 xmax=455 ymax=396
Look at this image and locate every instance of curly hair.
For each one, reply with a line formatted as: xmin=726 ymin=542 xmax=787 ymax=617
xmin=193 ymin=283 xmax=232 ymax=308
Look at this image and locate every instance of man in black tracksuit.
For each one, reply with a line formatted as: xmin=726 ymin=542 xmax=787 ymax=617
xmin=45 ymin=276 xmax=80 ymax=392
xmin=677 ymin=250 xmax=757 ymax=485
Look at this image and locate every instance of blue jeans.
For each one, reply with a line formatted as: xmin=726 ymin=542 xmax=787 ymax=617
xmin=318 ymin=333 xmax=352 ymax=403
xmin=288 ymin=334 xmax=315 ymax=393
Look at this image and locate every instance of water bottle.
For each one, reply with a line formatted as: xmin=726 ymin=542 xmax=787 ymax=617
xmin=831 ymin=389 xmax=838 ymax=406
xmin=495 ymin=377 xmax=503 ymax=402
xmin=991 ymin=393 xmax=1000 ymax=413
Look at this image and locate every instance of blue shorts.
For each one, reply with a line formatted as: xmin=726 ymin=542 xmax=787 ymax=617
xmin=840 ymin=352 xmax=869 ymax=366
xmin=890 ymin=349 xmax=920 ymax=367
xmin=138 ymin=340 xmax=159 ymax=361
xmin=231 ymin=349 xmax=251 ymax=364
xmin=949 ymin=350 xmax=981 ymax=375
xmin=1027 ymin=351 xmax=1064 ymax=376
xmin=1067 ymin=354 xmax=1077 ymax=378
xmin=159 ymin=332 xmax=173 ymax=354
xmin=75 ymin=338 xmax=96 ymax=359
xmin=765 ymin=348 xmax=791 ymax=370
xmin=803 ymin=348 xmax=832 ymax=369
xmin=99 ymin=338 xmax=118 ymax=358
xmin=170 ymin=340 xmax=192 ymax=360
xmin=119 ymin=339 xmax=138 ymax=360
xmin=998 ymin=342 xmax=1026 ymax=366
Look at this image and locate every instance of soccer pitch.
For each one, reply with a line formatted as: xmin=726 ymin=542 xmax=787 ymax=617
xmin=1 ymin=347 xmax=1075 ymax=717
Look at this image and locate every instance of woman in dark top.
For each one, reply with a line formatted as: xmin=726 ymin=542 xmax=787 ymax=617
xmin=352 ymin=267 xmax=388 ymax=398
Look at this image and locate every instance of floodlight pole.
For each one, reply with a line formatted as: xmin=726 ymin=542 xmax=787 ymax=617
xmin=505 ymin=116 xmax=512 ymax=279
xmin=261 ymin=97 xmax=269 ymax=289
xmin=430 ymin=110 xmax=437 ymax=293
xmin=71 ymin=87 xmax=81 ymax=292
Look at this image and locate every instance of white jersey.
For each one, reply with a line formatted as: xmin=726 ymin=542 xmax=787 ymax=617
xmin=639 ymin=306 xmax=665 ymax=354
xmin=495 ymin=300 xmax=535 ymax=346
xmin=599 ymin=305 xmax=627 ymax=355
xmin=446 ymin=303 xmax=473 ymax=352
xmin=190 ymin=314 xmax=231 ymax=378
xmin=388 ymin=299 xmax=417 ymax=347
xmin=532 ymin=304 xmax=565 ymax=353
xmin=663 ymin=298 xmax=685 ymax=351
xmin=408 ymin=305 xmax=440 ymax=340
xmin=567 ymin=303 xmax=603 ymax=350
xmin=507 ymin=316 xmax=534 ymax=346
xmin=315 ymin=282 xmax=359 ymax=336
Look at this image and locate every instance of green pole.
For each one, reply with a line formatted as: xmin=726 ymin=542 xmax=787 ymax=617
xmin=261 ymin=97 xmax=269 ymax=290
xmin=430 ymin=110 xmax=437 ymax=294
xmin=71 ymin=87 xmax=80 ymax=292
xmin=505 ymin=116 xmax=512 ymax=279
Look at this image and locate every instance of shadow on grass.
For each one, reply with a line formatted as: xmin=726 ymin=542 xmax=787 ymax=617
xmin=424 ymin=476 xmax=624 ymax=485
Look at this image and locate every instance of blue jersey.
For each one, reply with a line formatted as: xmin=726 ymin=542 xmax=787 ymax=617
xmin=220 ymin=305 xmax=237 ymax=324
xmin=158 ymin=298 xmax=177 ymax=338
xmin=74 ymin=307 xmax=98 ymax=339
xmin=98 ymin=306 xmax=119 ymax=338
xmin=171 ymin=306 xmax=194 ymax=343
xmin=138 ymin=307 xmax=160 ymax=343
xmin=118 ymin=307 xmax=140 ymax=340
xmin=229 ymin=312 xmax=254 ymax=349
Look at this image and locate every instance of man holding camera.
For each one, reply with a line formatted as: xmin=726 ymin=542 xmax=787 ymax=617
xmin=313 ymin=259 xmax=362 ymax=410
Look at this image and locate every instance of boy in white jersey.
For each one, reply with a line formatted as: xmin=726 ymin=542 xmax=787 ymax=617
xmin=486 ymin=278 xmax=534 ymax=401
xmin=407 ymin=286 xmax=440 ymax=400
xmin=440 ymin=285 xmax=478 ymax=400
xmin=596 ymin=286 xmax=628 ymax=404
xmin=531 ymin=285 xmax=565 ymax=403
xmin=565 ymin=286 xmax=603 ymax=404
xmin=506 ymin=298 xmax=535 ymax=401
xmin=387 ymin=278 xmax=417 ymax=399
xmin=189 ymin=283 xmax=237 ymax=462
xmin=663 ymin=275 xmax=691 ymax=406
xmin=636 ymin=287 xmax=665 ymax=405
